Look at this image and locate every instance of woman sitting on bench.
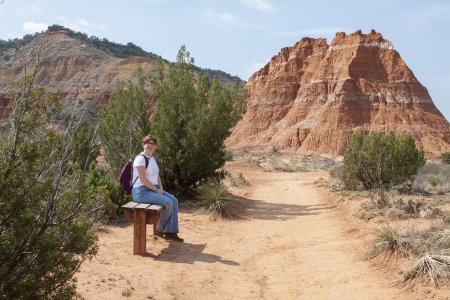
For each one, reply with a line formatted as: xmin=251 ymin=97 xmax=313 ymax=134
xmin=131 ymin=135 xmax=184 ymax=242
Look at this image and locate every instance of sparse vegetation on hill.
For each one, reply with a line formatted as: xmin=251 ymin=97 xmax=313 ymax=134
xmin=0 ymin=25 xmax=245 ymax=85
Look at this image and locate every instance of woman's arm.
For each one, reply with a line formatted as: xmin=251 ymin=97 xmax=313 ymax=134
xmin=136 ymin=165 xmax=158 ymax=192
xmin=157 ymin=176 xmax=164 ymax=194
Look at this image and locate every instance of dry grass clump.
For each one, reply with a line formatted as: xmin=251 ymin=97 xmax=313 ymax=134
xmin=230 ymin=173 xmax=250 ymax=187
xmin=196 ymin=180 xmax=240 ymax=218
xmin=431 ymin=229 xmax=450 ymax=250
xmin=367 ymin=221 xmax=450 ymax=287
xmin=397 ymin=254 xmax=450 ymax=287
xmin=367 ymin=223 xmax=412 ymax=260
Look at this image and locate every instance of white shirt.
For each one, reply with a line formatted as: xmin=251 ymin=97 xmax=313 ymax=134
xmin=132 ymin=154 xmax=159 ymax=188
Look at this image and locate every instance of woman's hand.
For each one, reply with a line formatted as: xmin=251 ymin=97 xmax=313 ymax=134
xmin=157 ymin=187 xmax=164 ymax=195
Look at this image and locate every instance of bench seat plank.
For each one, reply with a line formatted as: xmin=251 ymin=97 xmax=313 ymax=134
xmin=135 ymin=203 xmax=151 ymax=209
xmin=148 ymin=205 xmax=162 ymax=211
xmin=122 ymin=202 xmax=139 ymax=209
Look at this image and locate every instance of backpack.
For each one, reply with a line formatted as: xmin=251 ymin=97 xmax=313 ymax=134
xmin=119 ymin=154 xmax=149 ymax=195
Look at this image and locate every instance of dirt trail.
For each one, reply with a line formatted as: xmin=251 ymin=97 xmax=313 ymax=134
xmin=76 ymin=162 xmax=424 ymax=299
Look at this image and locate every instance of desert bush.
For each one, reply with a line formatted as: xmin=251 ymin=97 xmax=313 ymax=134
xmin=412 ymin=163 xmax=450 ymax=194
xmin=150 ymin=46 xmax=246 ymax=197
xmin=440 ymin=151 xmax=450 ymax=164
xmin=431 ymin=230 xmax=450 ymax=250
xmin=342 ymin=131 xmax=425 ymax=190
xmin=0 ymin=75 xmax=110 ymax=298
xmin=427 ymin=175 xmax=442 ymax=187
xmin=386 ymin=208 xmax=408 ymax=220
xmin=397 ymin=254 xmax=450 ymax=287
xmin=196 ymin=180 xmax=240 ymax=218
xmin=443 ymin=212 xmax=450 ymax=227
xmin=85 ymin=162 xmax=122 ymax=215
xmin=98 ymin=71 xmax=152 ymax=177
xmin=328 ymin=164 xmax=342 ymax=180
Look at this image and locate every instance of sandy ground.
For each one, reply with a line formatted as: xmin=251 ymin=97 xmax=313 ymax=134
xmin=75 ymin=161 xmax=449 ymax=299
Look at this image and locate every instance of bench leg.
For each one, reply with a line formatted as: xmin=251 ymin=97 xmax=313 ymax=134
xmin=152 ymin=212 xmax=160 ymax=236
xmin=133 ymin=209 xmax=146 ymax=254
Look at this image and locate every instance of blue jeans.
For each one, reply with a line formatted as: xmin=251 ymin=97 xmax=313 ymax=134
xmin=131 ymin=185 xmax=179 ymax=233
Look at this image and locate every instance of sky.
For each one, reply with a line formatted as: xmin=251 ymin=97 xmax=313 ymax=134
xmin=1 ymin=0 xmax=449 ymax=121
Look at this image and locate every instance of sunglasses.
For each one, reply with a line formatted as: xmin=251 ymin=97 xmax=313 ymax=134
xmin=145 ymin=141 xmax=156 ymax=145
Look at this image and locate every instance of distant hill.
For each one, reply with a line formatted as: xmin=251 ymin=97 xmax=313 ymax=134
xmin=0 ymin=25 xmax=245 ymax=124
xmin=0 ymin=24 xmax=244 ymax=86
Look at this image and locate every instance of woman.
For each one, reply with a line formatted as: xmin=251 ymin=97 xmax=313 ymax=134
xmin=131 ymin=135 xmax=183 ymax=242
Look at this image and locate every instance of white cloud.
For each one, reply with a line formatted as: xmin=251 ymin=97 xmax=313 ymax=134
xmin=22 ymin=22 xmax=48 ymax=33
xmin=204 ymin=10 xmax=270 ymax=30
xmin=238 ymin=0 xmax=276 ymax=12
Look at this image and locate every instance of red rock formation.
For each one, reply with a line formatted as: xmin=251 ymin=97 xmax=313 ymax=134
xmin=227 ymin=30 xmax=450 ymax=157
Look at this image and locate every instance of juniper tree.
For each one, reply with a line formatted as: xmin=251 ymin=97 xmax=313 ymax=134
xmin=150 ymin=46 xmax=246 ymax=196
xmin=342 ymin=131 xmax=425 ymax=191
xmin=0 ymin=72 xmax=110 ymax=299
xmin=98 ymin=71 xmax=152 ymax=176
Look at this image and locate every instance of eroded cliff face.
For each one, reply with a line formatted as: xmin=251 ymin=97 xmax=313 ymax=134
xmin=0 ymin=32 xmax=160 ymax=121
xmin=0 ymin=30 xmax=240 ymax=123
xmin=227 ymin=30 xmax=450 ymax=156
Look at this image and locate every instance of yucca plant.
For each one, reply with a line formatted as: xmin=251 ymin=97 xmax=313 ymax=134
xmin=196 ymin=180 xmax=240 ymax=218
xmin=367 ymin=222 xmax=412 ymax=260
xmin=398 ymin=254 xmax=450 ymax=287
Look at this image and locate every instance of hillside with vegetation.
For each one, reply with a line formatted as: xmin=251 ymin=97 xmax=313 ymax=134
xmin=0 ymin=24 xmax=244 ymax=85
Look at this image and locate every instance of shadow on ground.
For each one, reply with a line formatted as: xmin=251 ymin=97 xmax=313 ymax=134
xmin=235 ymin=195 xmax=335 ymax=221
xmin=139 ymin=242 xmax=240 ymax=265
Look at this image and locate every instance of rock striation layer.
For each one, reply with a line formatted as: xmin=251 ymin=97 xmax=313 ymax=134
xmin=0 ymin=29 xmax=241 ymax=122
xmin=227 ymin=30 xmax=450 ymax=157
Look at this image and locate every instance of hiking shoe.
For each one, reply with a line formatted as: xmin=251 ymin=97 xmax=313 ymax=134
xmin=154 ymin=229 xmax=164 ymax=238
xmin=164 ymin=233 xmax=184 ymax=242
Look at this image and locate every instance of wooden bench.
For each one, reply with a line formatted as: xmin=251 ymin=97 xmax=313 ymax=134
xmin=122 ymin=201 xmax=162 ymax=254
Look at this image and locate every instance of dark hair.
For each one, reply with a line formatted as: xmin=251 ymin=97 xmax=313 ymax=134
xmin=141 ymin=135 xmax=157 ymax=146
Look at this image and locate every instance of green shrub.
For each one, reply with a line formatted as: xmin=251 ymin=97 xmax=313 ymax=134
xmin=98 ymin=71 xmax=151 ymax=177
xmin=0 ymin=75 xmax=110 ymax=298
xmin=150 ymin=46 xmax=246 ymax=197
xmin=440 ymin=151 xmax=450 ymax=164
xmin=427 ymin=175 xmax=442 ymax=187
xmin=342 ymin=131 xmax=425 ymax=190
xmin=85 ymin=163 xmax=121 ymax=216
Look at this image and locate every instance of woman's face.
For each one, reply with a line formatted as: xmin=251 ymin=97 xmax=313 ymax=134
xmin=143 ymin=139 xmax=156 ymax=153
